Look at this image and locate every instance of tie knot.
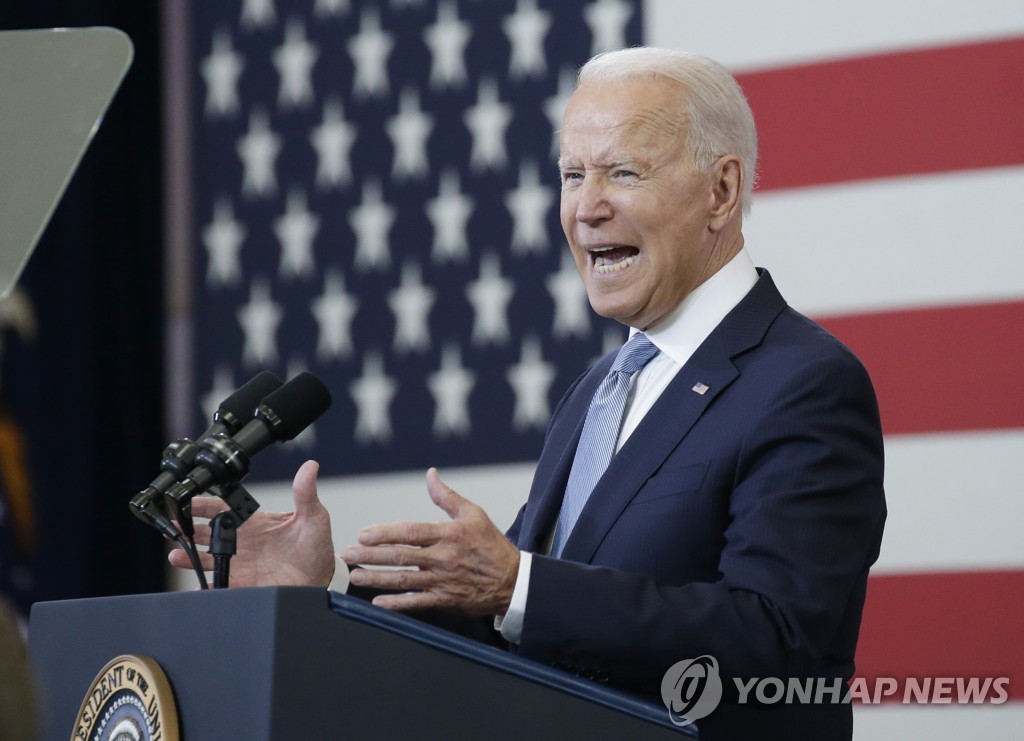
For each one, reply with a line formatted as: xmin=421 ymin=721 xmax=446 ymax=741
xmin=611 ymin=332 xmax=659 ymax=375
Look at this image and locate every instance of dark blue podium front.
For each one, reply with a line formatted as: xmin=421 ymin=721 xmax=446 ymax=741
xmin=29 ymin=587 xmax=696 ymax=740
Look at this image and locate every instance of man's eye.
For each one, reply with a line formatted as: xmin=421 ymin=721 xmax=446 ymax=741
xmin=561 ymin=172 xmax=583 ymax=184
xmin=612 ymin=169 xmax=637 ymax=179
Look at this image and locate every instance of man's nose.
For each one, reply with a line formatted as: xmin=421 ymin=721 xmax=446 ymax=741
xmin=572 ymin=176 xmax=613 ymax=225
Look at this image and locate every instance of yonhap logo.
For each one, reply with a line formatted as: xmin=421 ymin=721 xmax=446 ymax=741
xmin=660 ymin=656 xmax=1011 ymax=725
xmin=660 ymin=655 xmax=724 ymax=726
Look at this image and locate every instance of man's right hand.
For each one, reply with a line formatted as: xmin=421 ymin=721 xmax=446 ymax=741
xmin=167 ymin=459 xmax=336 ymax=588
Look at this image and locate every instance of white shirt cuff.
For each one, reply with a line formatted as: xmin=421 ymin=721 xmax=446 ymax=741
xmin=327 ymin=555 xmax=350 ymax=593
xmin=493 ymin=550 xmax=531 ymax=644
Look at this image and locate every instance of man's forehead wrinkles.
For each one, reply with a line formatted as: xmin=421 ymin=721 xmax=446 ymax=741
xmin=568 ymin=110 xmax=682 ymax=139
xmin=559 ymin=93 xmax=687 ymax=173
xmin=560 ymin=134 xmax=673 ymax=172
xmin=559 ymin=137 xmax=638 ymax=167
xmin=619 ymin=111 xmax=689 ymax=149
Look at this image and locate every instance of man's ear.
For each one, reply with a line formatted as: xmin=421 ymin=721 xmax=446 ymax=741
xmin=708 ymin=155 xmax=743 ymax=232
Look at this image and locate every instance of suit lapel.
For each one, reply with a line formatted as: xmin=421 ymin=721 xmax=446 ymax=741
xmin=559 ymin=270 xmax=788 ymax=562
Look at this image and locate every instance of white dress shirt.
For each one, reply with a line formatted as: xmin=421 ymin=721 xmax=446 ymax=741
xmin=495 ymin=248 xmax=759 ymax=643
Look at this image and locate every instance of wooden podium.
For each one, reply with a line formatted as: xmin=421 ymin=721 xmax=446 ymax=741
xmin=29 ymin=587 xmax=696 ymax=739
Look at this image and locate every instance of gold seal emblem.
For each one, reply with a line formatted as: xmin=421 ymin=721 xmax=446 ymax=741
xmin=72 ymin=654 xmax=179 ymax=741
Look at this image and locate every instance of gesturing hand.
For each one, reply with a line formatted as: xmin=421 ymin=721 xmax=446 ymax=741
xmin=343 ymin=468 xmax=520 ymax=616
xmin=167 ymin=459 xmax=336 ymax=588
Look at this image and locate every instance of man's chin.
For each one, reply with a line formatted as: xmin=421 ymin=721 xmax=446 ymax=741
xmin=587 ymin=296 xmax=642 ymax=328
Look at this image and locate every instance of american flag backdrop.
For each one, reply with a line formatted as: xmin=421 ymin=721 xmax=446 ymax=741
xmin=172 ymin=1 xmax=1024 ymax=737
xmin=189 ymin=0 xmax=640 ymax=480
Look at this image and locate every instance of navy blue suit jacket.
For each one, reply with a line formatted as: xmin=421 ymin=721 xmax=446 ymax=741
xmin=352 ymin=269 xmax=884 ymax=738
xmin=505 ymin=270 xmax=885 ymax=711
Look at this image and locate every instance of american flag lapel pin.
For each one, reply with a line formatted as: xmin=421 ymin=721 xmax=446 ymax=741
xmin=691 ymin=382 xmax=710 ymax=395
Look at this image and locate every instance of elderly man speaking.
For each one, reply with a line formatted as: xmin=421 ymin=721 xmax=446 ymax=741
xmin=173 ymin=47 xmax=885 ymax=740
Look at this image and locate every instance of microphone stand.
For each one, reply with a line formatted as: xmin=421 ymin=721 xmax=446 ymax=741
xmin=208 ymin=482 xmax=260 ymax=589
xmin=209 ymin=511 xmax=237 ymax=589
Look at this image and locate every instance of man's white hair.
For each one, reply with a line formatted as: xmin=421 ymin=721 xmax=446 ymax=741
xmin=578 ymin=47 xmax=758 ymax=214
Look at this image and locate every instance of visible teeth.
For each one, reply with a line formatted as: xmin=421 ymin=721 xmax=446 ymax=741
xmin=594 ymin=254 xmax=637 ymax=273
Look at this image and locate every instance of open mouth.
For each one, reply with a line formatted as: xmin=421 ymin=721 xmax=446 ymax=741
xmin=590 ymin=245 xmax=639 ymax=273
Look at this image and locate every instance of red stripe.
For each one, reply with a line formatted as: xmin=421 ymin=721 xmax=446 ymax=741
xmin=856 ymin=571 xmax=1024 ymax=702
xmin=736 ymin=37 xmax=1024 ymax=190
xmin=816 ymin=301 xmax=1024 ymax=435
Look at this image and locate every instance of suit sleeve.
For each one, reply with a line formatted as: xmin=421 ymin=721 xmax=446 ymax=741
xmin=516 ymin=348 xmax=886 ymax=695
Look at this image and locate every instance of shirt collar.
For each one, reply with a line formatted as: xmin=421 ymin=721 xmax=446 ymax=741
xmin=629 ymin=248 xmax=759 ymax=367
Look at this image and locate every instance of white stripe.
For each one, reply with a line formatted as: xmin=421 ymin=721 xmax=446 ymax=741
xmin=167 ymin=462 xmax=535 ymax=592
xmin=252 ymin=462 xmax=532 ymax=550
xmin=169 ymin=427 xmax=1024 ymax=591
xmin=645 ymin=0 xmax=1024 ymax=71
xmin=744 ymin=166 xmax=1024 ymax=317
xmin=875 ymin=428 xmax=1024 ymax=573
xmin=854 ymin=702 xmax=1024 ymax=741
xmin=176 ymin=427 xmax=1024 ymax=581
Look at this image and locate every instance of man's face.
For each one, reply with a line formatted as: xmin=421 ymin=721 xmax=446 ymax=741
xmin=559 ymin=76 xmax=725 ymax=331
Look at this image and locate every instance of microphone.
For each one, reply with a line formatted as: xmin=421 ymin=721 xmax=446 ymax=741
xmin=164 ymin=372 xmax=332 ymax=510
xmin=129 ymin=371 xmax=283 ymax=532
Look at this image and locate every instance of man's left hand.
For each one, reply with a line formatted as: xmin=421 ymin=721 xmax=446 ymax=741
xmin=342 ymin=468 xmax=520 ymax=616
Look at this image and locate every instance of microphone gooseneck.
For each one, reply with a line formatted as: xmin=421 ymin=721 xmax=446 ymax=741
xmin=165 ymin=372 xmax=332 ymax=508
xmin=128 ymin=371 xmax=283 ymax=526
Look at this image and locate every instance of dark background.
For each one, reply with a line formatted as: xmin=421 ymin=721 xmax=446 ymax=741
xmin=0 ymin=1 xmax=165 ymax=612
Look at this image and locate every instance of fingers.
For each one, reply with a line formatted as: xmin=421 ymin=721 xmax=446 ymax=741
xmin=348 ymin=566 xmax=450 ymax=612
xmin=167 ymin=547 xmax=190 ymax=569
xmin=356 ymin=520 xmax=445 ymax=548
xmin=167 ymin=521 xmax=212 ymax=546
xmin=425 ymin=467 xmax=469 ymax=519
xmin=344 ymin=467 xmax=483 ymax=565
xmin=167 ymin=544 xmax=215 ymax=572
xmin=191 ymin=522 xmax=212 ymax=547
xmin=348 ymin=566 xmax=431 ymax=592
xmin=342 ymin=466 xmax=519 ymax=615
xmin=291 ymin=459 xmax=321 ymax=518
xmin=344 ymin=541 xmax=435 ymax=568
xmin=371 ymin=591 xmax=441 ymax=612
xmin=352 ymin=469 xmax=475 ymax=551
xmin=189 ymin=496 xmax=229 ymax=520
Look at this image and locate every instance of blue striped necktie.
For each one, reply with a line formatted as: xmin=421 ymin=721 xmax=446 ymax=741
xmin=550 ymin=332 xmax=660 ymax=558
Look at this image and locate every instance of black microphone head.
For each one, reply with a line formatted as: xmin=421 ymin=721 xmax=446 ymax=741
xmin=215 ymin=371 xmax=283 ymax=434
xmin=256 ymin=372 xmax=332 ymax=441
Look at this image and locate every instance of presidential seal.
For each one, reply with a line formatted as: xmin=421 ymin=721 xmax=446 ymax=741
xmin=73 ymin=655 xmax=179 ymax=741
